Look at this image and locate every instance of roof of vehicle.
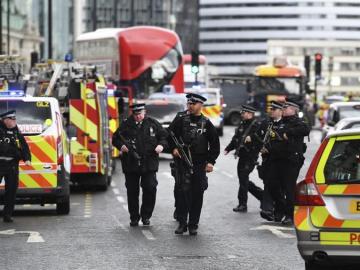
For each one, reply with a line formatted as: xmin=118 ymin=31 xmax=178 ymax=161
xmin=326 ymin=127 xmax=360 ymax=139
xmin=0 ymin=95 xmax=58 ymax=103
xmin=329 ymin=101 xmax=360 ymax=108
xmin=184 ymin=87 xmax=221 ymax=94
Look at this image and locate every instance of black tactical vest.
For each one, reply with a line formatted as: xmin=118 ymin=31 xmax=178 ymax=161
xmin=182 ymin=115 xmax=208 ymax=155
xmin=0 ymin=127 xmax=20 ymax=158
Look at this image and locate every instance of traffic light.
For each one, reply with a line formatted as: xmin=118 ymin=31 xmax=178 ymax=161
xmin=315 ymin=53 xmax=322 ymax=79
xmin=304 ymin=55 xmax=310 ymax=80
xmin=191 ymin=50 xmax=199 ymax=74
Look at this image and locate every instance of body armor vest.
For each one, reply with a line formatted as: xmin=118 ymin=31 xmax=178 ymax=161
xmin=182 ymin=115 xmax=208 ymax=155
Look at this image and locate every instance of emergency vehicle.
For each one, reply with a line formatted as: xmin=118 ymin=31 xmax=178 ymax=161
xmin=27 ymin=62 xmax=113 ymax=190
xmin=0 ymin=92 xmax=71 ymax=214
xmin=185 ymin=87 xmax=224 ymax=136
xmin=295 ymin=128 xmax=360 ymax=269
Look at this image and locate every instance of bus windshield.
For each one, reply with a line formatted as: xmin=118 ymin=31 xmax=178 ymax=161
xmin=252 ymin=77 xmax=302 ymax=95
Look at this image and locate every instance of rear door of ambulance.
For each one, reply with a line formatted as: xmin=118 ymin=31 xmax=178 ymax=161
xmin=311 ymin=134 xmax=360 ymax=246
xmin=0 ymin=98 xmax=58 ymax=196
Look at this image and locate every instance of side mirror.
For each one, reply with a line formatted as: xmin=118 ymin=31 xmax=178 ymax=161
xmin=66 ymin=124 xmax=77 ymax=138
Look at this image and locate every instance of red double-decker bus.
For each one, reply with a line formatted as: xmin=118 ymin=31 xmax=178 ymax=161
xmin=75 ymin=26 xmax=184 ymax=99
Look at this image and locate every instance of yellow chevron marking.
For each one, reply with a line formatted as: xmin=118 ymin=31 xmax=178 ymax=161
xmin=86 ymin=118 xmax=98 ymax=141
xmin=310 ymin=207 xmax=329 ymax=227
xmin=70 ymin=105 xmax=86 ymax=132
xmin=19 ymin=174 xmax=41 ymax=188
xmin=315 ymin=138 xmax=335 ymax=184
xmin=86 ymin=98 xmax=96 ymax=110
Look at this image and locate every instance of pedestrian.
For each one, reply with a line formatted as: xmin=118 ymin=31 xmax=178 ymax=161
xmin=258 ymin=101 xmax=285 ymax=222
xmin=112 ymin=103 xmax=168 ymax=227
xmin=224 ymin=105 xmax=263 ymax=213
xmin=0 ymin=110 xmax=31 ymax=223
xmin=268 ymin=99 xmax=310 ymax=225
xmin=169 ymin=93 xmax=220 ymax=236
xmin=168 ymin=103 xmax=190 ymax=222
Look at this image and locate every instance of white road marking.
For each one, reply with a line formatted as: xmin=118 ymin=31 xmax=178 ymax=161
xmin=23 ymin=204 xmax=31 ymax=208
xmin=250 ymin=225 xmax=295 ymax=239
xmin=0 ymin=229 xmax=45 ymax=243
xmin=113 ymin=188 xmax=120 ymax=195
xmin=84 ymin=192 xmax=92 ymax=218
xmin=116 ymin=196 xmax=125 ymax=203
xmin=227 ymin=255 xmax=237 ymax=259
xmin=122 ymin=204 xmax=128 ymax=211
xmin=111 ymin=215 xmax=129 ymax=232
xmin=141 ymin=230 xmax=156 ymax=240
xmin=71 ymin=202 xmax=81 ymax=206
xmin=110 ymin=182 xmax=116 ymax=187
xmin=84 ymin=215 xmax=91 ymax=218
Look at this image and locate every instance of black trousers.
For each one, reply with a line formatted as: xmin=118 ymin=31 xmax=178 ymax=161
xmin=124 ymin=172 xmax=158 ymax=221
xmin=1 ymin=165 xmax=19 ymax=218
xmin=237 ymin=160 xmax=263 ymax=206
xmin=268 ymin=158 xmax=302 ymax=218
xmin=177 ymin=163 xmax=208 ymax=228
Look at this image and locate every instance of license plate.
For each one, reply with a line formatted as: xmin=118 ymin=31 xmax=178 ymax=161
xmin=74 ymin=154 xmax=86 ymax=164
xmin=349 ymin=200 xmax=360 ymax=213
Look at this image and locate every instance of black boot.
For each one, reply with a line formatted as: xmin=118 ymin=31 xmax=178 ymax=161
xmin=233 ymin=205 xmax=247 ymax=212
xmin=142 ymin=218 xmax=150 ymax=226
xmin=188 ymin=225 xmax=198 ymax=236
xmin=130 ymin=219 xmax=139 ymax=227
xmin=282 ymin=216 xmax=293 ymax=226
xmin=175 ymin=223 xmax=188 ymax=234
xmin=260 ymin=210 xmax=274 ymax=221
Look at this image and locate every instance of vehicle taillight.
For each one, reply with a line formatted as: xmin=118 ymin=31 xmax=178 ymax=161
xmin=295 ymin=138 xmax=329 ymax=206
xmin=57 ymin=136 xmax=63 ymax=165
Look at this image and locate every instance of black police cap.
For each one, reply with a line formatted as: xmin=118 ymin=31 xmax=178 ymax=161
xmin=284 ymin=98 xmax=300 ymax=109
xmin=186 ymin=93 xmax=207 ymax=104
xmin=241 ymin=104 xmax=257 ymax=113
xmin=0 ymin=110 xmax=16 ymax=119
xmin=130 ymin=103 xmax=146 ymax=112
xmin=270 ymin=101 xmax=284 ymax=110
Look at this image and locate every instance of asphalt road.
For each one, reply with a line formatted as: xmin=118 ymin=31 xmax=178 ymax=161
xmin=0 ymin=126 xmax=322 ymax=270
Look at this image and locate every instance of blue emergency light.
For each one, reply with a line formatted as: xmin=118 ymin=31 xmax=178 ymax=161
xmin=64 ymin=53 xmax=73 ymax=62
xmin=0 ymin=90 xmax=25 ymax=97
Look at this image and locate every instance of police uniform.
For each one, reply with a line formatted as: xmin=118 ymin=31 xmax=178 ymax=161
xmin=0 ymin=110 xmax=31 ymax=222
xmin=258 ymin=101 xmax=285 ymax=221
xmin=267 ymin=99 xmax=310 ymax=225
xmin=168 ymin=110 xmax=189 ymax=221
xmin=225 ymin=105 xmax=263 ymax=212
xmin=112 ymin=103 xmax=168 ymax=226
xmin=169 ymin=93 xmax=220 ymax=235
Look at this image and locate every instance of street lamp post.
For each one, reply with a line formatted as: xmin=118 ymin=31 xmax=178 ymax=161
xmin=48 ymin=0 xmax=52 ymax=59
xmin=7 ymin=0 xmax=9 ymax=55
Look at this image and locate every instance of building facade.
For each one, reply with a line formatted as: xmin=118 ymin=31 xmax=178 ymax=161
xmin=199 ymin=0 xmax=360 ymax=76
xmin=268 ymin=40 xmax=360 ymax=94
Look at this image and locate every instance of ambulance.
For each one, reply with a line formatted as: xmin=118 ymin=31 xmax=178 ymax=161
xmin=0 ymin=91 xmax=71 ymax=214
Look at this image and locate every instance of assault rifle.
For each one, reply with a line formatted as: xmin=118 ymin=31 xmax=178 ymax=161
xmin=234 ymin=119 xmax=257 ymax=158
xmin=119 ymin=134 xmax=141 ymax=166
xmin=169 ymin=131 xmax=193 ymax=174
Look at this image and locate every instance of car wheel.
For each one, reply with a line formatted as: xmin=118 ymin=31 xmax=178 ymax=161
xmin=229 ymin=112 xmax=241 ymax=126
xmin=56 ymin=196 xmax=70 ymax=215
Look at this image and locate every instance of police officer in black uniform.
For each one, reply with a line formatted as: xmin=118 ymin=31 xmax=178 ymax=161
xmin=112 ymin=103 xmax=168 ymax=227
xmin=0 ymin=110 xmax=31 ymax=222
xmin=268 ymin=99 xmax=310 ymax=225
xmin=168 ymin=103 xmax=190 ymax=221
xmin=169 ymin=93 xmax=220 ymax=236
xmin=225 ymin=105 xmax=263 ymax=213
xmin=258 ymin=101 xmax=285 ymax=222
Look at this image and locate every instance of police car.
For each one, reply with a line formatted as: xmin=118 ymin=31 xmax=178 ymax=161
xmin=0 ymin=90 xmax=71 ymax=214
xmin=294 ymin=128 xmax=360 ymax=269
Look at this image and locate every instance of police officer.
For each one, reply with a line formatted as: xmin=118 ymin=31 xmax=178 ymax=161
xmin=112 ymin=103 xmax=168 ymax=227
xmin=268 ymin=99 xmax=310 ymax=225
xmin=170 ymin=93 xmax=220 ymax=236
xmin=168 ymin=102 xmax=190 ymax=221
xmin=0 ymin=110 xmax=31 ymax=222
xmin=258 ymin=101 xmax=285 ymax=222
xmin=225 ymin=105 xmax=263 ymax=213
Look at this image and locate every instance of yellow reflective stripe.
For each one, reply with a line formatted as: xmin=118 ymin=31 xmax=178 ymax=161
xmin=80 ymin=83 xmax=86 ymax=100
xmin=86 ymin=98 xmax=96 ymax=110
xmin=323 ymin=185 xmax=347 ymax=195
xmin=336 ymin=135 xmax=360 ymax=141
xmin=341 ymin=220 xmax=360 ymax=227
xmin=108 ymin=97 xmax=116 ymax=108
xmin=109 ymin=119 xmax=117 ymax=132
xmin=27 ymin=136 xmax=56 ymax=161
xmin=315 ymin=138 xmax=335 ymax=184
xmin=310 ymin=206 xmax=329 ymax=226
xmin=86 ymin=118 xmax=98 ymax=141
xmin=19 ymin=174 xmax=41 ymax=188
xmin=45 ymin=173 xmax=57 ymax=187
xmin=320 ymin=232 xmax=360 ymax=246
xmin=70 ymin=105 xmax=85 ymax=131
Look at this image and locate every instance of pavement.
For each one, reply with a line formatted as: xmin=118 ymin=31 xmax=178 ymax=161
xmin=0 ymin=126 xmax=323 ymax=270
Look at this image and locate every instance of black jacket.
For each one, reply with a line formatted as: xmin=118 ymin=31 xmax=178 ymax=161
xmin=169 ymin=113 xmax=220 ymax=165
xmin=112 ymin=115 xmax=168 ymax=173
xmin=0 ymin=122 xmax=31 ymax=164
xmin=225 ymin=118 xmax=262 ymax=161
